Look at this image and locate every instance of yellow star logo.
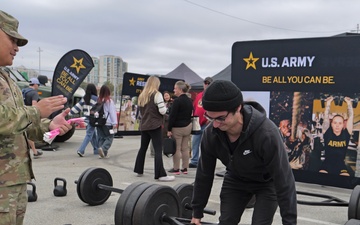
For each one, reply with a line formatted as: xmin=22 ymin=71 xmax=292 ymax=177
xmin=243 ymin=52 xmax=259 ymax=70
xmin=70 ymin=57 xmax=86 ymax=74
xmin=129 ymin=77 xmax=136 ymax=86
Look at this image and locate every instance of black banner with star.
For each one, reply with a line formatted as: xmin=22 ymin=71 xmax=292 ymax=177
xmin=51 ymin=49 xmax=94 ymax=101
xmin=231 ymin=36 xmax=360 ymax=189
xmin=232 ymin=36 xmax=360 ymax=92
xmin=117 ymin=72 xmax=181 ymax=135
xmin=122 ymin=72 xmax=180 ymax=96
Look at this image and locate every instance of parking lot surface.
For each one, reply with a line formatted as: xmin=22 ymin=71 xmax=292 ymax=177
xmin=24 ymin=129 xmax=353 ymax=225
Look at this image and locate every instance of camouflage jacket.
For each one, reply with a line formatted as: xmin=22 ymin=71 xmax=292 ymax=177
xmin=0 ymin=67 xmax=50 ymax=186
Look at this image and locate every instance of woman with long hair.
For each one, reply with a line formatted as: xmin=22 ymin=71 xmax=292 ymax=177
xmin=134 ymin=76 xmax=175 ymax=181
xmin=97 ymin=85 xmax=118 ymax=158
xmin=69 ymin=83 xmax=98 ymax=156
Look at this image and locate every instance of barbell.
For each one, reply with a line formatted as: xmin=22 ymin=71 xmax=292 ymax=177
xmin=75 ymin=167 xmax=217 ymax=225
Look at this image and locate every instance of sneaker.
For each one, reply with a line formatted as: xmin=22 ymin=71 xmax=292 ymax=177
xmin=158 ymin=176 xmax=175 ymax=182
xmin=181 ymin=168 xmax=188 ymax=174
xmin=98 ymin=148 xmax=105 ymax=158
xmin=189 ymin=163 xmax=197 ymax=168
xmin=77 ymin=151 xmax=84 ymax=157
xmin=168 ymin=168 xmax=180 ymax=175
xmin=33 ymin=151 xmax=43 ymax=157
xmin=136 ymin=173 xmax=143 ymax=177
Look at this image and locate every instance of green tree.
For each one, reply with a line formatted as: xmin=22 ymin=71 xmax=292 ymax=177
xmin=104 ymin=80 xmax=114 ymax=94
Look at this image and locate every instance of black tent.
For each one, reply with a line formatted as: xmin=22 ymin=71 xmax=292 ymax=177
xmin=163 ymin=63 xmax=203 ymax=84
xmin=190 ymin=64 xmax=231 ymax=91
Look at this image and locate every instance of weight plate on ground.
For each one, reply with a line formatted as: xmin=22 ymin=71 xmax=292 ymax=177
xmin=349 ymin=185 xmax=360 ymax=220
xmin=133 ymin=184 xmax=181 ymax=225
xmin=79 ymin=167 xmax=113 ymax=206
xmin=116 ymin=182 xmax=156 ymax=225
xmin=114 ymin=181 xmax=146 ymax=225
xmin=173 ymin=183 xmax=193 ymax=219
xmin=76 ymin=168 xmax=89 ymax=203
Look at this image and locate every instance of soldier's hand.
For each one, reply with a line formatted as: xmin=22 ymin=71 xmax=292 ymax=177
xmin=49 ymin=108 xmax=72 ymax=136
xmin=34 ymin=95 xmax=67 ymax=118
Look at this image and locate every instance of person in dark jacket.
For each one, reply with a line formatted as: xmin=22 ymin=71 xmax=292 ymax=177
xmin=167 ymin=81 xmax=193 ymax=175
xmin=191 ymin=80 xmax=297 ymax=225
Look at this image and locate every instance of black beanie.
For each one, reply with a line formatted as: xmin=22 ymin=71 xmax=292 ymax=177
xmin=202 ymin=80 xmax=243 ymax=111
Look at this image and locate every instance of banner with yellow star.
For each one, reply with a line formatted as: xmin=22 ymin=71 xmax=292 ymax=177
xmin=118 ymin=72 xmax=182 ymax=135
xmin=232 ymin=36 xmax=360 ymax=189
xmin=51 ymin=49 xmax=94 ymax=103
xmin=232 ymin=36 xmax=360 ymax=93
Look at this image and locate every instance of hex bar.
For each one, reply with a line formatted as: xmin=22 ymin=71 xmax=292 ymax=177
xmin=297 ymin=190 xmax=348 ymax=207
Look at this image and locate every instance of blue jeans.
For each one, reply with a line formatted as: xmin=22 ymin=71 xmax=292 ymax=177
xmin=97 ymin=125 xmax=114 ymax=156
xmin=77 ymin=121 xmax=98 ymax=154
xmin=190 ymin=125 xmax=206 ymax=165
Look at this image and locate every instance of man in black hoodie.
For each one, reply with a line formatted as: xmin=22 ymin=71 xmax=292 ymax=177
xmin=190 ymin=80 xmax=297 ymax=225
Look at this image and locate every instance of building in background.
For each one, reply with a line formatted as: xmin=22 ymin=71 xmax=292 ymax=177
xmin=86 ymin=56 xmax=99 ymax=85
xmin=11 ymin=54 xmax=128 ymax=90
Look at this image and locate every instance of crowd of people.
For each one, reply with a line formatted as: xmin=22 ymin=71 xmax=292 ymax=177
xmin=6 ymin=8 xmax=358 ymax=225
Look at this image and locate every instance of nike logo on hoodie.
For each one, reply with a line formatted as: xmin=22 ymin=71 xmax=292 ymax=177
xmin=243 ymin=149 xmax=252 ymax=155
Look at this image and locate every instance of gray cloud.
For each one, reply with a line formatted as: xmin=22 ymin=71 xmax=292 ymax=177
xmin=3 ymin=0 xmax=359 ymax=78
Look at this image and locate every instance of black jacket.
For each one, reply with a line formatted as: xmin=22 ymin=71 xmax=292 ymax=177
xmin=191 ymin=101 xmax=297 ymax=224
xmin=167 ymin=94 xmax=193 ymax=131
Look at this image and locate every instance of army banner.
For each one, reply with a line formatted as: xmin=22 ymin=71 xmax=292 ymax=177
xmin=232 ymin=36 xmax=360 ymax=189
xmin=51 ymin=49 xmax=94 ymax=103
xmin=117 ymin=72 xmax=181 ymax=135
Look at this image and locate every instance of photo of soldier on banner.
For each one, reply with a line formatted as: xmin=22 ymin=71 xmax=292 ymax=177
xmin=313 ymin=93 xmax=360 ymax=177
xmin=117 ymin=72 xmax=181 ymax=135
xmin=269 ymin=91 xmax=314 ymax=171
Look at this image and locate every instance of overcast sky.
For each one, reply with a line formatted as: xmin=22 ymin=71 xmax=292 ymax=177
xmin=3 ymin=0 xmax=360 ymax=78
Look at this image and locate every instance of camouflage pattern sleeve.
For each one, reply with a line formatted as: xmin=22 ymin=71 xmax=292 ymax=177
xmin=26 ymin=118 xmax=51 ymax=141
xmin=0 ymin=69 xmax=50 ymax=141
xmin=0 ymin=68 xmax=36 ymax=186
xmin=0 ymin=105 xmax=42 ymax=135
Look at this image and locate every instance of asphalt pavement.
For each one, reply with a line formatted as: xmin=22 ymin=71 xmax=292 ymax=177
xmin=23 ymin=129 xmax=354 ymax=225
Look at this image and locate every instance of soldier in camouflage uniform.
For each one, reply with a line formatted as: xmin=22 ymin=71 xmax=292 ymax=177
xmin=0 ymin=10 xmax=74 ymax=225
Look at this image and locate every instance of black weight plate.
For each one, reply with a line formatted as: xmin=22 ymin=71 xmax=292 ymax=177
xmin=117 ymin=183 xmax=156 ymax=225
xmin=114 ymin=181 xmax=146 ymax=225
xmin=173 ymin=183 xmax=193 ymax=219
xmin=349 ymin=185 xmax=360 ymax=220
xmin=76 ymin=168 xmax=90 ymax=203
xmin=133 ymin=184 xmax=181 ymax=225
xmin=79 ymin=167 xmax=113 ymax=206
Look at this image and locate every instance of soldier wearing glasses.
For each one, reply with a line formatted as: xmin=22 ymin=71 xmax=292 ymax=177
xmin=190 ymin=80 xmax=297 ymax=225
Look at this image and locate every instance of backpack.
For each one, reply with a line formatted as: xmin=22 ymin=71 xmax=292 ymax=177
xmin=88 ymin=102 xmax=108 ymax=127
xmin=22 ymin=88 xmax=35 ymax=106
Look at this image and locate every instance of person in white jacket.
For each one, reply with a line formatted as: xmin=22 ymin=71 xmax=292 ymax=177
xmin=97 ymin=85 xmax=118 ymax=159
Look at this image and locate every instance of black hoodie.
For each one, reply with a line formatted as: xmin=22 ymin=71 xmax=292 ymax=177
xmin=191 ymin=101 xmax=297 ymax=224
